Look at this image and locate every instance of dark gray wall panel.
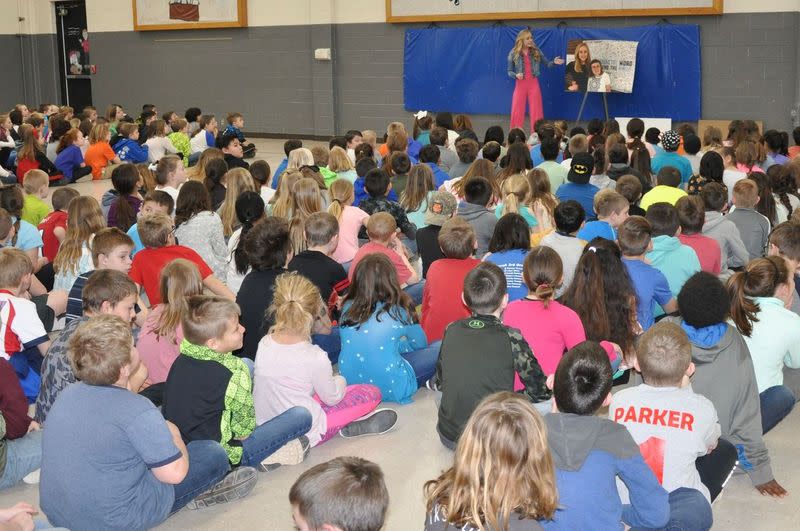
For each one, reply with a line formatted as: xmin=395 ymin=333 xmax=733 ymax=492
xmin=0 ymin=34 xmax=59 ymax=108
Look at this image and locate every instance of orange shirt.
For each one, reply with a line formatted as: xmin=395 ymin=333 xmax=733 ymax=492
xmin=84 ymin=141 xmax=115 ymax=179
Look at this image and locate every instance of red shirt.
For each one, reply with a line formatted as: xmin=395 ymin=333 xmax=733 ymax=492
xmin=15 ymin=158 xmax=40 ymax=181
xmin=349 ymin=242 xmax=412 ymax=286
xmin=421 ymin=257 xmax=480 ymax=342
xmin=678 ymin=233 xmax=721 ymax=275
xmin=129 ymin=245 xmax=212 ymax=305
xmin=39 ymin=210 xmax=68 ymax=263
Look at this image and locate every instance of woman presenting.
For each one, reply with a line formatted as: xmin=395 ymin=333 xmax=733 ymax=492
xmin=564 ymin=42 xmax=591 ymax=92
xmin=507 ymin=29 xmax=563 ymax=132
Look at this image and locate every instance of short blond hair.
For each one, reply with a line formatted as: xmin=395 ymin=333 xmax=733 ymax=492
xmin=636 ymin=321 xmax=692 ymax=386
xmin=594 ymin=189 xmax=628 ymax=218
xmin=733 ymin=179 xmax=759 ymax=208
xmin=68 ymin=315 xmax=133 ymax=386
xmin=366 ymin=212 xmax=397 ymax=241
xmin=182 ymin=295 xmax=241 ymax=346
xmin=328 ymin=146 xmax=353 ymax=172
xmin=155 ymin=155 xmax=181 ymax=185
xmin=22 ymin=169 xmax=48 ymax=194
xmin=0 ymin=247 xmax=32 ymax=288
xmin=138 ymin=213 xmax=173 ymax=248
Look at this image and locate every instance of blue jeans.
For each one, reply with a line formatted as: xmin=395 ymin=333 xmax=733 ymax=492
xmin=401 ymin=340 xmax=441 ymax=387
xmin=170 ymin=440 xmax=230 ymax=514
xmin=188 ymin=152 xmax=201 ymax=167
xmin=629 ymin=487 xmax=712 ymax=531
xmin=238 ymin=406 xmax=312 ymax=467
xmin=759 ymin=385 xmax=795 ymax=434
xmin=0 ymin=429 xmax=42 ymax=490
xmin=403 ymin=279 xmax=425 ymax=306
xmin=312 ymin=326 xmax=341 ymax=364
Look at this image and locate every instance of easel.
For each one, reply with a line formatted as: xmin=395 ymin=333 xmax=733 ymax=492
xmin=576 ymin=91 xmax=610 ymax=122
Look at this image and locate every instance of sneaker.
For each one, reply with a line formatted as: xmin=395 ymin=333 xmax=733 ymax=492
xmin=340 ymin=409 xmax=398 ymax=438
xmin=185 ymin=466 xmax=257 ymax=510
xmin=259 ymin=436 xmax=310 ymax=472
xmin=425 ymin=377 xmax=440 ymax=392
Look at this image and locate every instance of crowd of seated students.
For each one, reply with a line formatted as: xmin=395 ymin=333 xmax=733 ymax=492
xmin=2 ymin=102 xmax=800 ymax=530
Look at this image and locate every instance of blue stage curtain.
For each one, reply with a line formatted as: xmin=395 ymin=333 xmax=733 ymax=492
xmin=403 ymin=24 xmax=701 ymax=121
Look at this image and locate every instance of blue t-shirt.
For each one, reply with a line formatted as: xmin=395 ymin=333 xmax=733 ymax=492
xmin=650 ymin=152 xmax=694 ymax=186
xmin=622 ymin=258 xmax=673 ymax=330
xmin=271 ymin=158 xmax=288 ymax=189
xmin=41 ymin=383 xmax=180 ymax=531
xmin=577 ymin=220 xmax=616 ymax=242
xmin=127 ymin=223 xmax=145 ymax=256
xmin=1 ymin=218 xmax=43 ymax=251
xmin=530 ymin=145 xmax=563 ymax=167
xmin=485 ymin=249 xmax=528 ymax=301
xmin=426 ymin=162 xmax=450 ymax=188
xmin=555 ymin=182 xmax=600 ymax=221
xmin=54 ymin=145 xmax=84 ymax=179
xmin=353 ymin=177 xmax=398 ymax=207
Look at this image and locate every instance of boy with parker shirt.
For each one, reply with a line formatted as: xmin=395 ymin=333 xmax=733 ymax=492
xmin=611 ymin=322 xmax=721 ymax=531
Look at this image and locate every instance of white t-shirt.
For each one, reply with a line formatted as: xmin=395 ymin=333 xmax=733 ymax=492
xmin=0 ymin=292 xmax=48 ymax=359
xmin=145 ymin=136 xmax=178 ymax=163
xmin=588 ymin=72 xmax=611 ymax=93
xmin=610 ymin=384 xmax=720 ymax=503
xmin=722 ymin=169 xmax=747 ymax=203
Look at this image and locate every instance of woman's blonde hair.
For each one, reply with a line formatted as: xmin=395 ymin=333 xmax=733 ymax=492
xmin=270 ymin=170 xmax=303 ymax=219
xmin=288 ymin=178 xmax=324 ymax=253
xmin=328 ymin=146 xmax=354 ymax=173
xmin=188 ymin=147 xmax=224 ymax=181
xmin=512 ymin=29 xmax=541 ymax=62
xmin=54 ymin=196 xmax=106 ymax=276
xmin=268 ymin=272 xmax=323 ymax=339
xmin=572 ymin=42 xmax=591 ymax=73
xmin=219 ymin=167 xmax=255 ymax=237
xmin=500 ymin=174 xmax=531 ymax=216
xmin=152 ymin=259 xmax=204 ymax=341
xmin=89 ymin=122 xmax=110 ymax=144
xmin=328 ymin=178 xmax=355 ymax=220
xmin=424 ymin=392 xmax=558 ymax=531
xmin=287 ymin=147 xmax=314 ymax=171
xmin=400 ymin=164 xmax=434 ymax=212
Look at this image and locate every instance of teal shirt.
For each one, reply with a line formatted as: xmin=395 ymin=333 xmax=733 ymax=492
xmin=495 ymin=203 xmax=538 ymax=228
xmin=741 ymin=297 xmax=800 ymax=393
xmin=646 ymin=235 xmax=701 ymax=317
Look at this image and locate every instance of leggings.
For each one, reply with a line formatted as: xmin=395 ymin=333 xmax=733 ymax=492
xmin=315 ymin=384 xmax=382 ymax=444
xmin=695 ymin=438 xmax=738 ymax=502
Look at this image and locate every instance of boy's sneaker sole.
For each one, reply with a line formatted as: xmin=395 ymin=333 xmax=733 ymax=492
xmin=186 ymin=466 xmax=258 ymax=510
xmin=340 ymin=409 xmax=398 ymax=438
xmin=258 ymin=435 xmax=311 ymax=472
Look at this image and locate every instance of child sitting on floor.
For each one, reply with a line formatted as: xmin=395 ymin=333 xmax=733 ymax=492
xmin=544 ymin=342 xmax=669 ymax=530
xmin=421 ymin=218 xmax=480 ymax=342
xmin=577 ymin=189 xmax=629 ymax=242
xmin=36 ymin=269 xmax=142 ymax=424
xmin=0 ymin=355 xmax=42 ymax=491
xmin=425 ymin=393 xmax=557 ymax=530
xmin=291 ymin=457 xmax=389 ymax=531
xmin=328 ymin=178 xmax=369 ymax=268
xmin=700 ymin=182 xmax=749 ymax=272
xmin=339 ymin=254 xmax=439 ymax=404
xmin=136 ymin=259 xmax=204 ymax=386
xmin=164 ymin=296 xmax=312 ymax=471
xmin=358 ymin=167 xmax=417 ymax=242
xmin=254 ymin=272 xmax=396 ymax=447
xmin=619 ymin=216 xmax=677 ymax=330
xmin=53 ymin=195 xmax=105 ymax=292
xmin=457 ymin=177 xmax=497 ymax=258
xmin=540 ymin=199 xmax=586 ymax=297
xmin=676 ymin=196 xmax=721 ymax=275
xmin=435 ymin=263 xmax=550 ymax=449
xmin=610 ymin=322 xmax=721 ymax=531
xmin=20 ymin=169 xmax=51 ymax=227
xmin=129 ymin=212 xmax=233 ymax=306
xmin=128 ymin=190 xmax=174 ymax=256
xmin=727 ymin=179 xmax=770 ymax=261
xmin=484 ymin=213 xmax=532 ymax=301
xmin=38 ymin=187 xmax=79 ymax=264
xmin=107 ymin=164 xmax=142 ymax=232
xmin=113 ymin=122 xmax=149 ymax=164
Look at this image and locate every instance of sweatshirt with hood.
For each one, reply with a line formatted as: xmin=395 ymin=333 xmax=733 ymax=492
xmin=457 ymin=202 xmax=498 ymax=258
xmin=665 ymin=317 xmax=774 ymax=486
xmin=702 ymin=211 xmax=748 ymax=270
xmin=543 ymin=413 xmax=669 ymax=530
xmin=646 ymin=235 xmax=701 ymax=316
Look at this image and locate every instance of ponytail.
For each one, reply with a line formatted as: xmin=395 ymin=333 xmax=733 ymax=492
xmin=327 ymin=179 xmax=354 ymax=221
xmin=268 ymin=272 xmax=323 ymax=339
xmin=522 ymin=246 xmax=562 ymax=309
xmin=113 ymin=195 xmax=136 ymax=232
xmin=328 ymin=198 xmax=344 ymax=221
xmin=504 ymin=192 xmax=520 ymax=214
xmin=727 ymin=256 xmax=789 ymax=337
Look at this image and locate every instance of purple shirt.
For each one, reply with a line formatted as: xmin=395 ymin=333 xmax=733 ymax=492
xmin=107 ymin=195 xmax=143 ymax=230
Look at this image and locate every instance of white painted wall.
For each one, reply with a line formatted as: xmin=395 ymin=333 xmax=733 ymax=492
xmin=1 ymin=0 xmax=798 ymax=35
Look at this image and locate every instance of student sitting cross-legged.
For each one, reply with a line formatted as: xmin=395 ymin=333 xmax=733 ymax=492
xmin=40 ymin=315 xmax=258 ymax=530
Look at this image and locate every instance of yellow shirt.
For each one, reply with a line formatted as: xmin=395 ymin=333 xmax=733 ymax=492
xmin=639 ymin=185 xmax=687 ymax=211
xmin=22 ymin=194 xmax=52 ymax=227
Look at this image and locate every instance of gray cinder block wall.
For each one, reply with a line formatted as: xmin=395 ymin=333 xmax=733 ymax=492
xmin=1 ymin=12 xmax=797 ymax=137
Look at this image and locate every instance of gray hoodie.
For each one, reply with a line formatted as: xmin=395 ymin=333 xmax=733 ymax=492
xmin=457 ymin=202 xmax=497 ymax=258
xmin=726 ymin=207 xmax=770 ymax=261
xmin=665 ymin=317 xmax=773 ymax=485
xmin=702 ymin=211 xmax=749 ymax=270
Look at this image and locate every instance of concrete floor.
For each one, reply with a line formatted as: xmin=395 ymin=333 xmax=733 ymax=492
xmin=1 ymin=139 xmax=798 ymax=529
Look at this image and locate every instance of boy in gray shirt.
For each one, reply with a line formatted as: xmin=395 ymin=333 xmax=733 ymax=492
xmin=727 ymin=179 xmax=770 ymax=260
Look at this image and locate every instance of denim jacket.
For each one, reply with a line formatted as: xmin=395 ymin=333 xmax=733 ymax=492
xmin=507 ymin=49 xmax=552 ymax=79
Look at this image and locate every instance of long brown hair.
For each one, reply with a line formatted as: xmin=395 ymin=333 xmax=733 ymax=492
xmin=340 ymin=253 xmax=417 ymax=327
xmin=174 ymin=180 xmax=211 ymax=229
xmin=424 ymin=392 xmax=558 ymax=531
xmin=110 ymin=164 xmax=140 ymax=232
xmin=151 ymin=259 xmax=204 ymax=341
xmin=56 ymin=128 xmax=81 ymax=154
xmin=54 ymin=196 xmax=106 ymax=275
xmin=288 ymin=178 xmax=324 ymax=254
xmin=522 ymin=246 xmax=562 ymax=308
xmin=526 ymin=168 xmax=558 ymax=214
xmin=219 ymin=168 xmax=256 ymax=237
xmin=453 ymin=159 xmax=497 ymax=199
xmin=400 ymin=164 xmax=434 ymax=212
xmin=727 ymin=256 xmax=790 ymax=337
xmin=16 ymin=124 xmax=39 ymax=162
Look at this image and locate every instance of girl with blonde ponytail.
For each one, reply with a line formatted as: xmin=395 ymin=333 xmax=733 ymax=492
xmin=726 ymin=256 xmax=800 ymax=433
xmin=253 ymin=272 xmax=397 ymax=446
xmin=137 ymin=259 xmax=204 ymax=384
xmin=327 ymin=178 xmax=369 ymax=267
xmin=496 ymin=174 xmax=538 ymax=229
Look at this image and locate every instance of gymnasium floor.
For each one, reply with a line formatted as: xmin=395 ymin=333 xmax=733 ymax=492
xmin=1 ymin=139 xmax=798 ymax=530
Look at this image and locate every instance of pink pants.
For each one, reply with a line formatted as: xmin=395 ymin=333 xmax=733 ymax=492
xmin=510 ymin=77 xmax=543 ymax=133
xmin=315 ymin=384 xmax=382 ymax=444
